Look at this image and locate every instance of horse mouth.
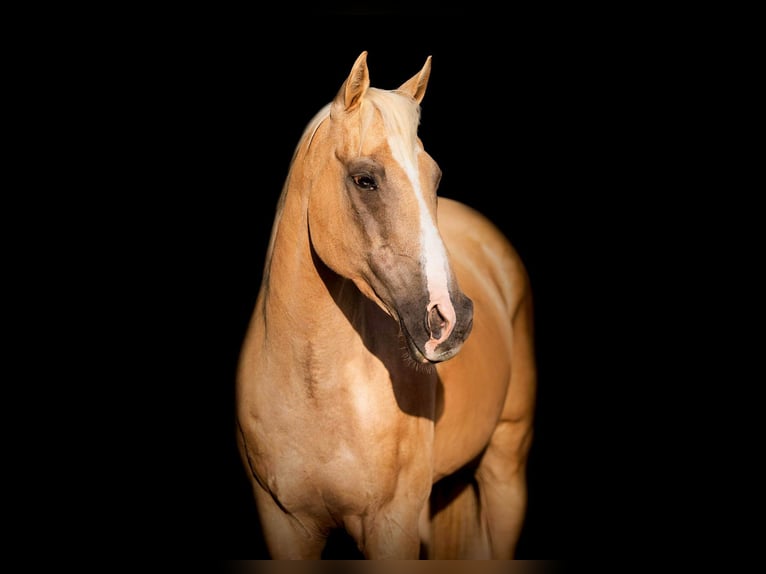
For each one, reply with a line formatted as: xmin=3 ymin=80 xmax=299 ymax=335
xmin=404 ymin=337 xmax=434 ymax=365
xmin=399 ymin=324 xmax=466 ymax=365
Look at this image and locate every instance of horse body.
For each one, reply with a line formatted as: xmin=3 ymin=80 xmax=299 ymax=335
xmin=236 ymin=52 xmax=535 ymax=559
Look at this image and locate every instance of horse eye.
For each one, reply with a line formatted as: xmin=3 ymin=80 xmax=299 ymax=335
xmin=352 ymin=174 xmax=378 ymax=191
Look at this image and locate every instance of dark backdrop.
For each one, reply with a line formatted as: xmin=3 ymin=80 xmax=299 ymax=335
xmin=100 ymin=7 xmax=644 ymax=560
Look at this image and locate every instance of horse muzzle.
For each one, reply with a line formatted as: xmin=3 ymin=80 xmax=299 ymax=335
xmin=402 ymin=293 xmax=474 ymax=364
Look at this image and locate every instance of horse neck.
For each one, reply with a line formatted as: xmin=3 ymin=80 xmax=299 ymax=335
xmin=260 ymin=162 xmax=362 ymax=350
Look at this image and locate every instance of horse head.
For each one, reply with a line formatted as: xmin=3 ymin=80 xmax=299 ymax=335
xmin=306 ymin=51 xmax=473 ymax=365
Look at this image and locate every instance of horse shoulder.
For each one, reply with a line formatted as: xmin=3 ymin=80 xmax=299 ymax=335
xmin=437 ymin=197 xmax=531 ymax=318
xmin=428 ymin=198 xmax=532 ymax=472
xmin=438 ymin=198 xmax=537 ymax=432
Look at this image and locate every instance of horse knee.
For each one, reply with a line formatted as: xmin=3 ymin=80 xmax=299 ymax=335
xmin=481 ymin=419 xmax=533 ymax=481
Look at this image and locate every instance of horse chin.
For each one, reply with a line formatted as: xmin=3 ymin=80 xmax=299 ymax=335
xmin=404 ymin=339 xmax=433 ymax=365
xmin=423 ymin=342 xmax=465 ymax=364
xmin=401 ymin=329 xmax=463 ymax=366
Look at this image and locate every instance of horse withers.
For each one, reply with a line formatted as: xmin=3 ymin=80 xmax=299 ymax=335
xmin=236 ymin=51 xmax=536 ymax=559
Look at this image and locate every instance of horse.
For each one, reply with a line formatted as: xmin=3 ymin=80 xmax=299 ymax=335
xmin=236 ymin=51 xmax=536 ymax=559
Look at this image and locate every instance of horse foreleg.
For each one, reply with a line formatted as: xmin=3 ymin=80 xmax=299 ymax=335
xmin=359 ymin=503 xmax=425 ymax=559
xmin=251 ymin=484 xmax=328 ymax=559
xmin=475 ymin=289 xmax=536 ymax=558
xmin=475 ymin=418 xmax=534 ymax=559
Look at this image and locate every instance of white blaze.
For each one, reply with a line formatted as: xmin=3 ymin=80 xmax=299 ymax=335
xmin=387 ymin=128 xmax=456 ymax=354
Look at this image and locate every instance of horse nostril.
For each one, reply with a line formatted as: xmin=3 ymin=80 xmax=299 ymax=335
xmin=427 ymin=305 xmax=447 ymax=340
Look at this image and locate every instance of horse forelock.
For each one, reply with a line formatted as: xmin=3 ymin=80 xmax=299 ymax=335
xmin=361 ymin=88 xmax=421 ymax=162
xmin=298 ymin=89 xmax=420 ymax=163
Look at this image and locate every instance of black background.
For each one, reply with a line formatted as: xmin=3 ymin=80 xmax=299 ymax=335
xmin=74 ymin=5 xmax=664 ymax=559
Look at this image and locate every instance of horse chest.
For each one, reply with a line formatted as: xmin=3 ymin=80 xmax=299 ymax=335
xmin=248 ymin=371 xmax=432 ymax=515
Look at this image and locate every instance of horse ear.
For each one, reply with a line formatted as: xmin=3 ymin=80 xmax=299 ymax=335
xmin=397 ymin=55 xmax=432 ymax=104
xmin=335 ymin=51 xmax=370 ymax=112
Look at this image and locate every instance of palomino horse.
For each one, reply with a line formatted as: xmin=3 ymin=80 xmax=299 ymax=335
xmin=236 ymin=51 xmax=536 ymax=559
